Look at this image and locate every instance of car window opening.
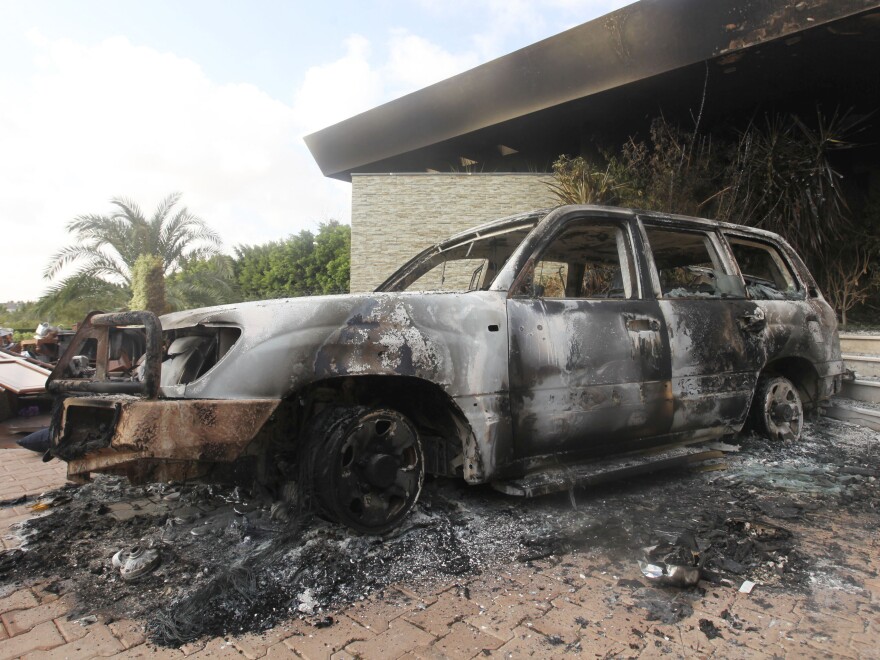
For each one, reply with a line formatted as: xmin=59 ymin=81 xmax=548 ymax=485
xmin=525 ymin=222 xmax=635 ymax=299
xmin=645 ymin=227 xmax=744 ymax=299
xmin=727 ymin=237 xmax=802 ymax=300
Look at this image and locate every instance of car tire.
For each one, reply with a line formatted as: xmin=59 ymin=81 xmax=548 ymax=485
xmin=304 ymin=405 xmax=424 ymax=534
xmin=752 ymin=375 xmax=804 ymax=442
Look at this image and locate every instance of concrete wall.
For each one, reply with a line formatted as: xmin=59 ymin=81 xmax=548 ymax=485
xmin=351 ymin=173 xmax=555 ymax=292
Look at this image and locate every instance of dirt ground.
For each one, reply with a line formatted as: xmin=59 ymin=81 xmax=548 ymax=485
xmin=0 ymin=417 xmax=877 ymax=657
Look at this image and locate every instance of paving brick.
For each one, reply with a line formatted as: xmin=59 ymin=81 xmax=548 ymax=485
xmin=0 ymin=506 xmax=32 ymax=522
xmin=343 ymin=591 xmax=419 ymax=632
xmin=726 ymin=609 xmax=798 ymax=652
xmin=402 ymin=589 xmax=482 ymax=637
xmin=793 ymin=627 xmax=860 ymax=659
xmin=22 ymin=621 xmax=125 ymax=659
xmin=526 ymin=598 xmax=590 ymax=646
xmin=284 ymin=615 xmax=373 ymax=660
xmin=691 ymin=584 xmax=738 ymax=619
xmin=635 ymin=637 xmax=689 ymax=658
xmin=464 ymin=600 xmax=529 ymax=643
xmin=0 ymin=620 xmax=64 ymax=660
xmin=106 ymin=644 xmax=184 ymax=658
xmin=504 ymin=569 xmax=567 ymax=607
xmin=668 ymin=618 xmax=727 ymax=657
xmin=850 ymin=636 xmax=880 ymax=658
xmin=185 ymin=637 xmax=247 ymax=658
xmin=795 ymin=590 xmax=868 ymax=624
xmin=422 ymin=621 xmax=504 ymax=658
xmin=0 ymin=513 xmax=36 ymax=531
xmin=345 ymin=619 xmax=434 ymax=659
xmin=54 ymin=616 xmax=90 ymax=642
xmin=329 ymin=651 xmax=358 ymax=660
xmin=391 ymin=584 xmax=437 ymax=608
xmin=229 ymin=622 xmax=299 ymax=659
xmin=0 ymin=537 xmax=18 ymax=551
xmin=489 ymin=624 xmax=584 ymax=658
xmin=264 ymin=641 xmax=299 ymax=658
xmin=179 ymin=639 xmax=207 ymax=655
xmin=0 ymin=486 xmax=26 ymax=499
xmin=742 ymin=590 xmax=802 ymax=619
xmin=2 ymin=597 xmax=69 ymax=636
xmin=0 ymin=588 xmax=37 ymax=615
xmin=109 ymin=619 xmax=148 ymax=650
xmin=30 ymin=581 xmax=62 ymax=605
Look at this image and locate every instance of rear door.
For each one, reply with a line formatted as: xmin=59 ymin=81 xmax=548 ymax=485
xmin=506 ymin=214 xmax=673 ymax=462
xmin=638 ymin=218 xmax=766 ymax=437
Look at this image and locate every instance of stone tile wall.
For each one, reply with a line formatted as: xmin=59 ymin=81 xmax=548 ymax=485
xmin=351 ymin=173 xmax=555 ymax=292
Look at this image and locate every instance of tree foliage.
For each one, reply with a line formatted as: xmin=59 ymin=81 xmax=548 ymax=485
xmin=33 ymin=275 xmax=129 ymax=325
xmin=547 ymin=109 xmax=877 ymax=325
xmin=235 ymin=221 xmax=350 ymax=300
xmin=42 ymin=193 xmax=222 ymax=314
xmin=165 ymin=255 xmax=239 ymax=311
xmin=46 ymin=193 xmax=221 ymax=286
xmin=545 ymin=156 xmax=622 ymax=206
xmin=0 ymin=301 xmax=42 ymax=332
xmin=718 ymin=109 xmax=860 ymax=255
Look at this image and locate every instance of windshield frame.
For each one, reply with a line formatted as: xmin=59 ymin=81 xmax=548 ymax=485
xmin=374 ymin=211 xmax=547 ymax=293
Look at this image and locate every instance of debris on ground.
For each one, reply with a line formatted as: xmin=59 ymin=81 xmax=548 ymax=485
xmin=0 ymin=418 xmax=876 ymax=647
xmin=16 ymin=427 xmax=50 ymax=453
xmin=112 ymin=546 xmax=161 ymax=581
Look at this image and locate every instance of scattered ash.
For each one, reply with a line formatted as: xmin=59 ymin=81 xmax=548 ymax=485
xmin=699 ymin=618 xmax=723 ymax=639
xmin=0 ymin=418 xmax=876 ymax=646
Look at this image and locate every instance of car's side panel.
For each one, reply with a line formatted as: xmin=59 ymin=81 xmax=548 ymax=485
xmin=657 ymin=298 xmax=765 ymax=434
xmin=507 ymin=296 xmax=673 ymax=463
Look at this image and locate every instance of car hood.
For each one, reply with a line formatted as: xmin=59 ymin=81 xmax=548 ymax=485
xmin=160 ymin=290 xmax=509 ymax=400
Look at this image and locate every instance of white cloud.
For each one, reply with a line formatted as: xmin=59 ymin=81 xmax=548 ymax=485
xmin=383 ymin=30 xmax=481 ymax=94
xmin=291 ymin=35 xmax=383 ymax=133
xmin=0 ymin=33 xmax=349 ymax=302
xmin=1 ymin=2 xmax=635 ymax=303
xmin=416 ymin=0 xmax=635 ymax=60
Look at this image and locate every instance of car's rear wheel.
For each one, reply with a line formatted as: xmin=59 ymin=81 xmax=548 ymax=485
xmin=305 ymin=405 xmax=424 ymax=534
xmin=752 ymin=375 xmax=803 ymax=441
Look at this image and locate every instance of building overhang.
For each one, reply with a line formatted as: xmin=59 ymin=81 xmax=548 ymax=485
xmin=304 ymin=0 xmax=880 ymax=180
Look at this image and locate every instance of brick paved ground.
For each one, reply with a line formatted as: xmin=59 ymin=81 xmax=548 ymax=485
xmin=0 ymin=445 xmax=877 ymax=659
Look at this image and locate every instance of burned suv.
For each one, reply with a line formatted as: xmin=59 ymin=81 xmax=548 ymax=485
xmin=47 ymin=206 xmax=844 ymax=533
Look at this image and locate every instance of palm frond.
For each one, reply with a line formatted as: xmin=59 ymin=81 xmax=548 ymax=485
xmin=45 ymin=193 xmax=223 ymax=304
xmin=109 ymin=197 xmax=145 ymax=223
xmin=36 ymin=274 xmax=129 ymax=314
xmin=151 ymin=192 xmax=182 ymax=225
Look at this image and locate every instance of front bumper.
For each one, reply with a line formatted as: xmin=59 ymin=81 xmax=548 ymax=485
xmin=52 ymin=396 xmax=279 ymax=482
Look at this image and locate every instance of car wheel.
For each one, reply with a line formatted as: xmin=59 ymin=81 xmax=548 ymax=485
xmin=305 ymin=405 xmax=424 ymax=534
xmin=752 ymin=375 xmax=803 ymax=442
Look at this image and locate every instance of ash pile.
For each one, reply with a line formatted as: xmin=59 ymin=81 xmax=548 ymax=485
xmin=0 ymin=417 xmax=877 ymax=646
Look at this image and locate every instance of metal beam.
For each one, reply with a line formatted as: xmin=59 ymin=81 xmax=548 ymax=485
xmin=304 ymin=0 xmax=879 ymax=180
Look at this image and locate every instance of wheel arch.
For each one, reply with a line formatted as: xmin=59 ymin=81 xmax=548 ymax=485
xmin=758 ymin=356 xmax=820 ymax=410
xmin=290 ymin=375 xmax=474 ymax=479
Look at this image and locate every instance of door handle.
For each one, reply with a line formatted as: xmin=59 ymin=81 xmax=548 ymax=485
xmin=739 ymin=308 xmax=766 ymax=332
xmin=626 ymin=317 xmax=661 ymax=332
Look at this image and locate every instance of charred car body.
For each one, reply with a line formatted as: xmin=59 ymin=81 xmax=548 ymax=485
xmin=47 ymin=206 xmax=844 ymax=533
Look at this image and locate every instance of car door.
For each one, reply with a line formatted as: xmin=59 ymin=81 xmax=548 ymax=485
xmin=638 ymin=218 xmax=766 ymax=437
xmin=723 ymin=232 xmax=834 ymax=362
xmin=506 ymin=214 xmax=673 ymax=463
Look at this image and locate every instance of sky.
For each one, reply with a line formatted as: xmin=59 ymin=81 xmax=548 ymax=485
xmin=0 ymin=0 xmax=632 ymax=302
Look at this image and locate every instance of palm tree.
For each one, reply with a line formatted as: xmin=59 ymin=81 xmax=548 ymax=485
xmin=42 ymin=193 xmax=226 ymax=314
